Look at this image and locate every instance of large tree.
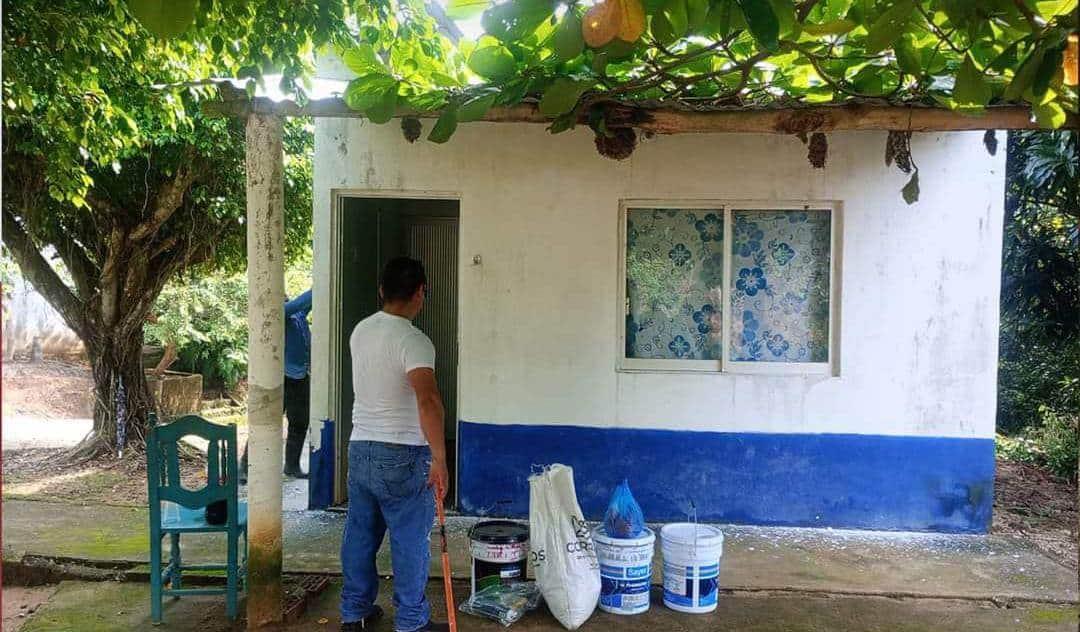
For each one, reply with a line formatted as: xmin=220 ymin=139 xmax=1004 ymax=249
xmin=1 ymin=0 xmax=453 ymax=458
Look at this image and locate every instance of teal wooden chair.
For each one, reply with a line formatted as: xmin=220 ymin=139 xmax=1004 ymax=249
xmin=147 ymin=414 xmax=247 ymax=623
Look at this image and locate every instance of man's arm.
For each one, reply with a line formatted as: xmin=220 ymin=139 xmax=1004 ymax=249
xmin=285 ymin=289 xmax=312 ymax=317
xmin=407 ymin=367 xmax=449 ymax=499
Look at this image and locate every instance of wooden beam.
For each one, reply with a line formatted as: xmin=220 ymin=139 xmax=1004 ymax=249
xmin=203 ymin=95 xmax=1078 ymax=132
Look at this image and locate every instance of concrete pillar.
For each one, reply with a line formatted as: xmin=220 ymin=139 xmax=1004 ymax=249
xmin=244 ymin=112 xmax=285 ymax=628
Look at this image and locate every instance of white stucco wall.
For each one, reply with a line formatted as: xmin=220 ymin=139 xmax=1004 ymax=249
xmin=310 ymin=119 xmax=1005 ymax=441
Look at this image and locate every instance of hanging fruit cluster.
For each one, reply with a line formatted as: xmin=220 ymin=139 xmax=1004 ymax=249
xmin=583 ymin=0 xmax=646 ymax=47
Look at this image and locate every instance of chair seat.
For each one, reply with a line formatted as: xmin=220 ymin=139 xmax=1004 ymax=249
xmin=161 ymin=502 xmax=247 ymax=532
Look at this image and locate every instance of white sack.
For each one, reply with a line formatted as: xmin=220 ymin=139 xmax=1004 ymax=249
xmin=528 ymin=464 xmax=600 ymax=630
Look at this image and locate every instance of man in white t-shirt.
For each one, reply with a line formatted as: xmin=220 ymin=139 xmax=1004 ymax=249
xmin=339 ymin=257 xmax=449 ymax=632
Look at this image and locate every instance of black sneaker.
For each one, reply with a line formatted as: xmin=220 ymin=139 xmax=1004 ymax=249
xmin=340 ymin=605 xmax=383 ymax=631
xmin=413 ymin=622 xmax=450 ymax=632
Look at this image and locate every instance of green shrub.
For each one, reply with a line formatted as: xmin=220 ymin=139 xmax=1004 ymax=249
xmin=996 ymin=403 xmax=1079 ymax=481
xmin=146 ymin=274 xmax=249 ymax=389
xmin=146 ymin=260 xmax=313 ymax=390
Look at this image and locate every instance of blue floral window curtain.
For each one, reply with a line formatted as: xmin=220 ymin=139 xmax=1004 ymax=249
xmin=730 ymin=210 xmax=831 ymax=362
xmin=625 ymin=208 xmax=724 ymax=360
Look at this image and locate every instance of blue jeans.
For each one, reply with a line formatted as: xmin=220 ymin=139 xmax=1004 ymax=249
xmin=341 ymin=441 xmax=434 ymax=631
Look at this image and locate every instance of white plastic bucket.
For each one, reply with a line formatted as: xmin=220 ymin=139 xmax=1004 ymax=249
xmin=660 ymin=523 xmax=724 ymax=614
xmin=592 ymin=526 xmax=655 ymax=615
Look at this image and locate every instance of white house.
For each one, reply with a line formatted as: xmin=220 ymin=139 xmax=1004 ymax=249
xmin=304 ymin=85 xmax=1004 ymax=534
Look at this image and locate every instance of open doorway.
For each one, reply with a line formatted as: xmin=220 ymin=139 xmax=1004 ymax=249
xmin=333 ymin=195 xmax=460 ymax=507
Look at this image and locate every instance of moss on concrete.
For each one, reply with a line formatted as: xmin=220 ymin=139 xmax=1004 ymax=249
xmin=1027 ymin=607 xmax=1078 ymax=625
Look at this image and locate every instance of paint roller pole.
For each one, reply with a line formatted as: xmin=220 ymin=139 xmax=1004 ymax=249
xmin=436 ymin=490 xmax=457 ymax=632
xmin=245 ymin=112 xmax=285 ymax=628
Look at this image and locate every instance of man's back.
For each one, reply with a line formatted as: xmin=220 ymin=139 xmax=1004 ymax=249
xmin=349 ymin=310 xmax=435 ymax=446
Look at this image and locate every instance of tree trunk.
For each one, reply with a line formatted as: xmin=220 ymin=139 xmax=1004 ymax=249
xmin=70 ymin=325 xmax=155 ymax=460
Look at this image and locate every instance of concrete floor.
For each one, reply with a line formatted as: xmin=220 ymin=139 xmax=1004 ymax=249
xmin=3 ymin=499 xmax=1076 ymax=604
xmin=14 ymin=579 xmax=1079 ymax=632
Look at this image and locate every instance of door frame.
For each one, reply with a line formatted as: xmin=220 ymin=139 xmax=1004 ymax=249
xmin=329 ymin=189 xmax=463 ymax=506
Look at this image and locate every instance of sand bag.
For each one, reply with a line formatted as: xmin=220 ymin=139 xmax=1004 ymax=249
xmin=528 ymin=464 xmax=600 ymax=630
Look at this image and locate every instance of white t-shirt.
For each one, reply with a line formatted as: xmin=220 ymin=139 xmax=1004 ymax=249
xmin=349 ymin=311 xmax=436 ymax=445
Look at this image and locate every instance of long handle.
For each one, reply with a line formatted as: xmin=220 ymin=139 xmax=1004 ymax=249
xmin=436 ymin=492 xmax=457 ymax=632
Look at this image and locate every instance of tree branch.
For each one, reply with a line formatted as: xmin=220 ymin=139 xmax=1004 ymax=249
xmin=128 ymin=149 xmax=201 ymax=241
xmin=1012 ymin=0 xmax=1041 ymax=32
xmin=797 ymin=0 xmax=822 ymax=22
xmin=2 ymin=205 xmax=87 ymax=336
xmin=48 ymin=232 xmax=98 ymax=301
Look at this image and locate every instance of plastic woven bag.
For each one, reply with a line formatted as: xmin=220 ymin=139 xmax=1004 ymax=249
xmin=529 ymin=464 xmax=600 ymax=630
xmin=602 ymin=479 xmax=645 ymax=538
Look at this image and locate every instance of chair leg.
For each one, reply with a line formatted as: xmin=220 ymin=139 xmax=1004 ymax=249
xmin=226 ymin=529 xmax=239 ymax=620
xmin=169 ymin=533 xmax=182 ymax=591
xmin=150 ymin=530 xmax=163 ymax=624
xmin=240 ymin=529 xmax=249 ymax=590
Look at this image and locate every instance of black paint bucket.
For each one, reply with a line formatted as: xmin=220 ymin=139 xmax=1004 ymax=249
xmin=468 ymin=520 xmax=529 ymax=595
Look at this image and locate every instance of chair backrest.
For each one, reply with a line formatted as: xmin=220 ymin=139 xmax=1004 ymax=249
xmin=147 ymin=415 xmax=238 ymax=511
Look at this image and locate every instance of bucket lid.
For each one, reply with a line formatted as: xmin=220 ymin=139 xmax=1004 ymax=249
xmin=660 ymin=523 xmax=724 ymax=547
xmin=469 ymin=520 xmax=529 ymax=544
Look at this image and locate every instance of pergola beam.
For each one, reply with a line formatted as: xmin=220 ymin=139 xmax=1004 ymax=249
xmin=204 ymin=96 xmax=1078 ymax=133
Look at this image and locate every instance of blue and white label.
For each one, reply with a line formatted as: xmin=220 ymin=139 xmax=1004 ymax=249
xmin=663 ymin=562 xmax=720 ymax=608
xmin=600 ymin=563 xmax=651 ymax=613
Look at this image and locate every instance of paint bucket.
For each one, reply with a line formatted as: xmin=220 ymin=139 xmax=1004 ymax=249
xmin=660 ymin=523 xmax=724 ymax=614
xmin=592 ymin=526 xmax=655 ymax=615
xmin=468 ymin=520 xmax=529 ymax=595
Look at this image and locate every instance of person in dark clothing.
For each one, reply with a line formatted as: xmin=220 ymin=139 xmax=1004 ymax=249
xmin=241 ymin=288 xmax=313 ymax=481
xmin=281 ymin=288 xmax=313 ymax=478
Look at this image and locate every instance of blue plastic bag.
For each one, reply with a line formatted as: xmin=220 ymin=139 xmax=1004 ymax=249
xmin=603 ymin=479 xmax=645 ymax=538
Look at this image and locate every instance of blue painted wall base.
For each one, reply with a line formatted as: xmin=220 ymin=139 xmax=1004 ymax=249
xmin=457 ymin=421 xmax=994 ymax=533
xmin=308 ymin=419 xmax=335 ymax=510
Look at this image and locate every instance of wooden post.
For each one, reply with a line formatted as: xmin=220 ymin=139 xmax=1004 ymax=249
xmin=244 ymin=112 xmax=285 ymax=628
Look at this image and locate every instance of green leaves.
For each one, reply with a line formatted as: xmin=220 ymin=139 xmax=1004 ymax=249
xmin=538 ymin=78 xmax=591 ymax=117
xmin=1033 ymin=101 xmax=1067 ymax=128
xmin=663 ymin=0 xmax=690 ymax=39
xmin=554 ymin=11 xmax=585 ymax=60
xmin=482 ymin=0 xmax=555 ymax=43
xmin=344 ymin=75 xmax=399 ymax=123
xmin=458 ymin=92 xmax=498 ymax=122
xmin=953 ymin=56 xmax=991 ymax=109
xmin=686 ymin=0 xmax=710 ymax=33
xmin=428 ymin=107 xmax=458 ymax=143
xmin=894 ymin=34 xmax=922 ymax=75
xmin=445 ymin=0 xmax=489 ymax=20
xmin=865 ymin=0 xmax=915 ymax=54
xmin=468 ymin=44 xmax=517 ymax=80
xmin=126 ymin=0 xmax=196 ymax=38
xmin=1004 ymin=47 xmax=1047 ymax=101
xmin=343 ymin=44 xmax=386 ymax=76
xmin=902 ymin=171 xmax=920 ymax=205
xmin=1032 ymin=45 xmax=1065 ymax=97
xmin=735 ymin=0 xmax=780 ymax=52
xmin=802 ymin=20 xmax=857 ymax=36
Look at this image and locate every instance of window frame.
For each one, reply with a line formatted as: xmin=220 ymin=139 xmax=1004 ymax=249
xmin=617 ymin=199 xmax=842 ymax=376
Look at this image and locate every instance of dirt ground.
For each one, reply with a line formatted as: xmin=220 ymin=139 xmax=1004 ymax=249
xmin=1 ymin=360 xmax=94 ymax=419
xmin=2 ymin=446 xmax=215 ymax=507
xmin=993 ymin=458 xmax=1079 ymax=569
xmin=1 ymin=360 xmax=249 ymax=506
xmin=1 ymin=585 xmax=58 ymax=632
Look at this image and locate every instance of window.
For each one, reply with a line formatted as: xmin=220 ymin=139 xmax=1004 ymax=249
xmin=620 ymin=202 xmax=839 ymax=374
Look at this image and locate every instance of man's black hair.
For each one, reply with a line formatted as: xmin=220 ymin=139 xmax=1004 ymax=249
xmin=380 ymin=256 xmax=427 ymax=303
